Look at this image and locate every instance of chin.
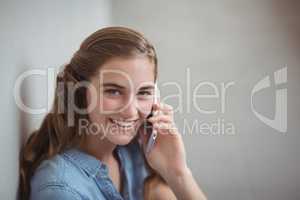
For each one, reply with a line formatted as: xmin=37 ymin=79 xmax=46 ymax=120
xmin=107 ymin=129 xmax=137 ymax=145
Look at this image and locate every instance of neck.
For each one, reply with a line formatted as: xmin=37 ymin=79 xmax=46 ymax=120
xmin=80 ymin=134 xmax=117 ymax=163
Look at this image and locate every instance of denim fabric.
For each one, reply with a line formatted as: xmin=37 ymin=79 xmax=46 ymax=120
xmin=30 ymin=138 xmax=150 ymax=200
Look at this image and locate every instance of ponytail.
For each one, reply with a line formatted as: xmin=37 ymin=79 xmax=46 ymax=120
xmin=19 ymin=114 xmax=59 ymax=200
xmin=19 ymin=65 xmax=84 ymax=199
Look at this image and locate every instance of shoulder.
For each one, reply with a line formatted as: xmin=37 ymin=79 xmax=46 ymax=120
xmin=31 ymin=154 xmax=67 ymax=185
xmin=30 ymin=152 xmax=91 ymax=200
xmin=30 ymin=183 xmax=83 ymax=200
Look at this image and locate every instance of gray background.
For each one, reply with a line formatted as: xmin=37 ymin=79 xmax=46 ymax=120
xmin=0 ymin=0 xmax=299 ymax=199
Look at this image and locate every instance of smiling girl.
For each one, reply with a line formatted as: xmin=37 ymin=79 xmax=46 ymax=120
xmin=19 ymin=26 xmax=206 ymax=200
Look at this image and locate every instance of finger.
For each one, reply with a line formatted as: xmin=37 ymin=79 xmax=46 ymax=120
xmin=153 ymin=122 xmax=177 ymax=135
xmin=148 ymin=115 xmax=172 ymax=124
xmin=158 ymin=103 xmax=174 ymax=115
xmin=152 ymin=103 xmax=160 ymax=110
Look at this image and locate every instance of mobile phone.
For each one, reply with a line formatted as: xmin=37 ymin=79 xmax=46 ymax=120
xmin=142 ymin=107 xmax=157 ymax=154
xmin=144 ymin=86 xmax=158 ymax=154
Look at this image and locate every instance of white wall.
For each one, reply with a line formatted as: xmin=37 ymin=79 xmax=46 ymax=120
xmin=1 ymin=0 xmax=300 ymax=199
xmin=112 ymin=0 xmax=300 ymax=199
xmin=0 ymin=0 xmax=111 ymax=199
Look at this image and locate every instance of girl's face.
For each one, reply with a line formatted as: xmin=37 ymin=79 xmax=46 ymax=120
xmin=86 ymin=57 xmax=156 ymax=145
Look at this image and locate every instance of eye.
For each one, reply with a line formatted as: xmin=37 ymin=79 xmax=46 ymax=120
xmin=137 ymin=90 xmax=153 ymax=99
xmin=138 ymin=91 xmax=151 ymax=95
xmin=104 ymin=89 xmax=122 ymax=96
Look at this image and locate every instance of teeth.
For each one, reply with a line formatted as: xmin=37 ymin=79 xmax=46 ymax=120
xmin=111 ymin=119 xmax=136 ymax=127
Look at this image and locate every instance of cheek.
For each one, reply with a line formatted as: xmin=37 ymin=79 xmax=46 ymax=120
xmin=137 ymin=100 xmax=153 ymax=116
xmin=87 ymin=97 xmax=121 ymax=121
xmin=101 ymin=97 xmax=124 ymax=112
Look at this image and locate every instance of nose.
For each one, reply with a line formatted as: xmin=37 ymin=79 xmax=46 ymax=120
xmin=120 ymin=96 xmax=139 ymax=119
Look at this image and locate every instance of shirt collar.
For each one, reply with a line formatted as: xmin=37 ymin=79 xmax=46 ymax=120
xmin=61 ymin=138 xmax=140 ymax=178
xmin=62 ymin=147 xmax=109 ymax=178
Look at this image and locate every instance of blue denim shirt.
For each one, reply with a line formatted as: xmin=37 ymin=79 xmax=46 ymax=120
xmin=30 ymin=138 xmax=150 ymax=200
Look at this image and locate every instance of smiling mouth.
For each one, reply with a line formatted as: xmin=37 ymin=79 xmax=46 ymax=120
xmin=108 ymin=118 xmax=139 ymax=128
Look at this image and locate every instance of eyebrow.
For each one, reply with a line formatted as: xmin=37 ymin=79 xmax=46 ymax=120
xmin=139 ymin=85 xmax=155 ymax=90
xmin=101 ymin=83 xmax=155 ymax=90
xmin=101 ymin=83 xmax=126 ymax=89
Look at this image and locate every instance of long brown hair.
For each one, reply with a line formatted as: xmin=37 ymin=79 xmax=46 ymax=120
xmin=19 ymin=26 xmax=158 ymax=200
